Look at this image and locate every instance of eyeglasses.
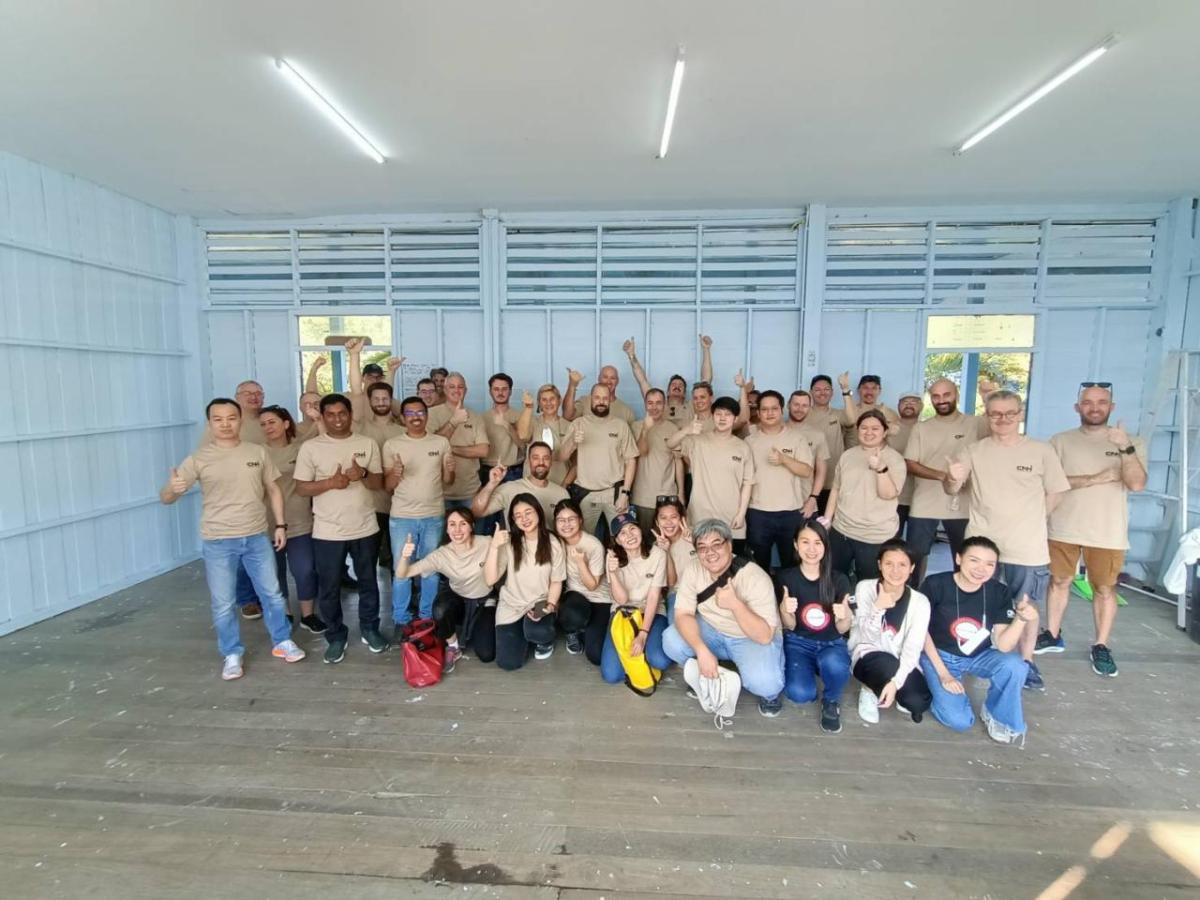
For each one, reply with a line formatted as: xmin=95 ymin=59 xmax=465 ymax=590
xmin=402 ymin=410 xmax=426 ymax=418
xmin=696 ymin=539 xmax=727 ymax=556
xmin=986 ymin=410 xmax=1021 ymax=420
xmin=554 ymin=514 xmax=581 ymax=525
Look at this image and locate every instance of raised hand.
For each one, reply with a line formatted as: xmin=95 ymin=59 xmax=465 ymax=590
xmin=391 ymin=456 xmax=405 ymax=479
xmin=714 ymin=582 xmax=738 ymax=610
xmin=946 ymin=457 xmax=968 ymax=484
xmin=605 ymin=549 xmax=620 ymax=574
xmin=622 ymin=338 xmax=635 ymax=357
xmin=679 ymin=517 xmax=693 ymax=543
xmin=312 ymin=356 xmax=327 ymax=371
xmin=699 ymin=334 xmax=712 ymax=349
xmin=492 ymin=523 xmax=509 ymax=547
xmin=837 ymin=371 xmax=851 ymax=391
xmin=567 ymin=367 xmax=584 ymax=385
xmin=768 ymin=446 xmax=783 ymax=466
xmin=1107 ymin=420 xmax=1131 ymax=448
xmin=386 ymin=356 xmax=403 ymax=373
xmin=346 ymin=458 xmax=366 ymax=482
xmin=781 ymin=586 xmax=798 ymax=615
xmin=832 ymin=594 xmax=852 ymax=621
xmin=571 ymin=419 xmax=586 ymax=444
xmin=689 ymin=417 xmax=704 ymax=436
xmin=867 ymin=449 xmax=883 ymax=472
xmin=651 ymin=527 xmax=670 ymax=552
xmin=442 ymin=454 xmax=456 ymax=477
xmin=450 ymin=406 xmax=469 ymax=425
xmin=169 ymin=467 xmax=188 ymax=494
xmin=401 ymin=534 xmax=416 ymax=559
xmin=522 ymin=390 xmax=534 ymax=408
xmin=344 ymin=337 xmax=363 ymax=354
xmin=488 ymin=465 xmax=506 ymax=485
xmin=328 ymin=464 xmax=351 ymax=490
xmin=733 ymin=369 xmax=746 ymax=389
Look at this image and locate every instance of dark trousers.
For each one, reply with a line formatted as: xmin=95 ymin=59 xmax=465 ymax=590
xmin=853 ymin=651 xmax=933 ymax=719
xmin=314 ymin=533 xmax=381 ymax=644
xmin=746 ymin=508 xmax=802 ymax=572
xmin=558 ymin=591 xmax=609 ymax=665
xmin=495 ymin=613 xmax=557 ymax=670
xmin=894 ymin=504 xmax=911 ymax=541
xmin=375 ymin=512 xmax=393 ymax=570
xmin=432 ymin=587 xmax=492 ymax=645
xmin=816 ymin=489 xmax=831 ymax=516
xmin=830 ymin=528 xmax=882 ymax=583
xmin=905 ymin=517 xmax=969 ymax=560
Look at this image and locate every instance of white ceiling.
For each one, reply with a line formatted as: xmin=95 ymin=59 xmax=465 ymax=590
xmin=1 ymin=0 xmax=1197 ymax=218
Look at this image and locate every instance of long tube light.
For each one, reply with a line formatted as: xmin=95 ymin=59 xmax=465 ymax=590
xmin=274 ymin=57 xmax=386 ymax=164
xmin=657 ymin=47 xmax=686 ymax=159
xmin=955 ymin=35 xmax=1117 ymax=154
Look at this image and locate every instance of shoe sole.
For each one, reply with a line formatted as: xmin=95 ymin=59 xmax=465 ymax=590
xmin=1091 ymin=664 xmax=1118 ymax=678
xmin=240 ymin=613 xmax=263 ymax=621
xmin=565 ymin=647 xmax=582 ymax=655
xmin=323 ymin=648 xmax=346 ymax=664
xmin=300 ymin=623 xmax=326 ymax=634
xmin=821 ymin=722 xmax=842 ymax=734
xmin=758 ymin=708 xmax=782 ymax=718
xmin=534 ymin=651 xmax=554 ymax=660
xmin=1033 ymin=645 xmax=1065 ymax=655
xmin=221 ymin=670 xmax=243 ymax=681
xmin=361 ymin=637 xmax=389 ymax=654
xmin=272 ymin=650 xmax=306 ymax=663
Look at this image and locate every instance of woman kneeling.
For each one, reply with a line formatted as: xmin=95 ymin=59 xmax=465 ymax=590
xmin=601 ymin=512 xmax=673 ymax=684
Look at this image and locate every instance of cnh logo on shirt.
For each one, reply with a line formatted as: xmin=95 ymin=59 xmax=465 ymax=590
xmin=608 ymin=432 xmax=619 ymax=439
xmin=730 ymin=455 xmax=743 ymax=463
xmin=1015 ymin=464 xmax=1033 ymax=472
xmin=427 ymin=450 xmax=441 ymax=458
xmin=246 ymin=460 xmax=261 ymax=468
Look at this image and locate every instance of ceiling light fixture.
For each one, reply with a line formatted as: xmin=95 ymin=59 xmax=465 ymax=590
xmin=657 ymin=46 xmax=686 ymax=159
xmin=274 ymin=57 xmax=386 ymax=164
xmin=955 ymin=34 xmax=1117 ymax=154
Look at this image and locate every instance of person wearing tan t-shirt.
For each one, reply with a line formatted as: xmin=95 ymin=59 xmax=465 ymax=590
xmin=558 ymin=384 xmax=639 ymax=536
xmin=825 ymin=409 xmax=907 ymax=582
xmin=945 ymin=390 xmax=1067 ymax=683
xmin=599 ymin=513 xmax=673 ymax=683
xmin=482 ymin=372 xmax=525 ymax=477
xmin=903 ymin=379 xmax=990 ymax=578
xmin=516 ymin=383 xmax=575 ymax=485
xmin=258 ymin=405 xmax=324 ymax=635
xmin=161 ymin=398 xmax=304 ymax=681
xmin=427 ymin=372 xmax=490 ymax=515
xmin=395 ymin=506 xmax=497 ymax=671
xmin=197 ymin=380 xmax=267 ymax=450
xmin=839 ymin=372 xmax=901 ymax=449
xmin=1042 ymin=384 xmax=1147 ymax=676
xmin=669 ymin=396 xmax=755 ymax=545
xmin=563 ymin=364 xmax=637 ymax=424
xmin=354 ymin=382 xmax=406 ymax=570
xmin=484 ymin=496 xmax=566 ymax=669
xmin=624 ymin=333 xmax=715 ymax=426
xmin=382 ymin=396 xmax=454 ymax=632
xmin=890 ymin=391 xmax=924 ymax=538
xmin=804 ymin=376 xmax=847 ymax=513
xmin=786 ymin=390 xmax=831 ymax=518
xmin=473 ymin=442 xmax=569 ymax=523
xmin=650 ymin=499 xmax=697 ymax=622
xmin=661 ymin=518 xmax=785 ymax=712
xmin=631 ymin=389 xmax=685 ymax=534
xmin=294 ymin=393 xmax=387 ymax=663
xmin=744 ymin=390 xmax=814 ymax=571
xmin=552 ymin=497 xmax=613 ymax=661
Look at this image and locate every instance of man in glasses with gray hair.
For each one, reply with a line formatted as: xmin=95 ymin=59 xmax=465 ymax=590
xmin=944 ymin=390 xmax=1070 ymax=691
xmin=1041 ymin=382 xmax=1147 ymax=677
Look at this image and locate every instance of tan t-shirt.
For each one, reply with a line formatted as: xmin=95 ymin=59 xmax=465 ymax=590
xmin=888 ymin=419 xmax=919 ymax=505
xmin=665 ymin=399 xmax=692 ymax=427
xmin=613 ymin=547 xmax=668 ymax=612
xmin=684 ymin=411 xmax=717 ymax=435
xmin=176 ymin=442 xmax=280 ymax=540
xmin=674 ymin=559 xmax=780 ymax=638
xmin=358 ymin=415 xmax=406 ymax=514
xmin=667 ymin=537 xmax=698 ymax=587
xmin=524 ymin=414 xmax=572 ymax=484
xmin=197 ymin=413 xmax=265 ymax=450
xmin=588 ymin=394 xmax=637 ymax=424
xmin=483 ymin=407 xmax=523 ymax=467
xmin=632 ymin=419 xmax=681 ymax=508
xmin=411 ymin=537 xmax=493 ymax=599
xmin=486 ymin=477 xmax=569 ymax=522
xmin=791 ymin=419 xmax=832 ymax=499
xmin=295 ymin=420 xmax=321 ymax=443
xmin=1048 ymin=428 xmax=1147 ymax=550
xmin=494 ymin=536 xmax=568 ymax=625
xmin=264 ymin=441 xmax=313 ymax=537
xmin=381 ymin=432 xmax=452 ymax=518
xmin=572 ymin=415 xmax=639 ymax=490
xmin=808 ymin=408 xmax=846 ymax=474
xmin=903 ymin=412 xmax=989 ymax=520
xmin=844 ymin=401 xmax=900 ymax=448
xmin=682 ymin=433 xmax=755 ymax=538
xmin=831 ymin=445 xmax=907 ymax=543
xmin=293 ymin=433 xmax=383 ymax=541
xmin=563 ymin=532 xmax=611 ymax=604
xmin=428 ymin=406 xmax=489 ymax=500
xmin=745 ymin=426 xmax=814 ymax=512
xmin=954 ymin=436 xmax=1071 ymax=566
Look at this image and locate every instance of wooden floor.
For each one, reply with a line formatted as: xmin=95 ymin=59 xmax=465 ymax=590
xmin=2 ymin=563 xmax=1200 ymax=899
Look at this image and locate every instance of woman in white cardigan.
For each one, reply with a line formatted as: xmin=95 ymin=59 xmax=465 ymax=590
xmin=848 ymin=539 xmax=933 ymax=724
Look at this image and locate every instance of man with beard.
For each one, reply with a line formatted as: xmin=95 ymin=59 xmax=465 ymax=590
xmin=624 ymin=333 xmax=715 ymax=426
xmin=1042 ymin=384 xmax=1147 ymax=676
xmin=352 ymin=381 xmax=405 ymax=569
xmin=787 ymin=389 xmax=831 ymax=517
xmin=428 ymin=372 xmax=491 ymax=515
xmin=430 ymin=367 xmax=449 ymax=405
xmin=840 ymin=372 xmax=900 ymax=448
xmin=564 ymin=364 xmax=637 ymax=424
xmin=473 ymin=441 xmax=569 ymax=522
xmin=558 ymin=384 xmax=639 ymax=536
xmin=889 ymin=390 xmax=924 ymax=539
xmin=903 ymin=379 xmax=990 ymax=580
xmin=481 ymin=372 xmax=525 ymax=486
xmin=807 ymin=375 xmax=846 ymax=501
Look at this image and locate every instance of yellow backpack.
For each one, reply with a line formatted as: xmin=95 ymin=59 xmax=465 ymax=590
xmin=609 ymin=607 xmax=661 ymax=696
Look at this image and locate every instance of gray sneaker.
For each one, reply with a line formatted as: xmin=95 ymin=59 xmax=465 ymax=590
xmin=323 ymin=640 xmax=346 ymax=665
xmin=361 ymin=629 xmax=390 ymax=654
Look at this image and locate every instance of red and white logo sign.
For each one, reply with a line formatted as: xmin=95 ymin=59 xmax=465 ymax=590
xmin=801 ymin=603 xmax=831 ymax=631
xmin=950 ymin=616 xmax=983 ymax=643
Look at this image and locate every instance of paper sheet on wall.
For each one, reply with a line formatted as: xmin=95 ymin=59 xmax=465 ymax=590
xmin=400 ymin=362 xmax=436 ymax=398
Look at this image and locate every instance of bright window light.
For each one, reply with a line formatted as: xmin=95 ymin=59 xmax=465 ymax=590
xmin=657 ymin=47 xmax=686 ymax=159
xmin=274 ymin=57 xmax=386 ymax=164
xmin=956 ymin=35 xmax=1117 ymax=154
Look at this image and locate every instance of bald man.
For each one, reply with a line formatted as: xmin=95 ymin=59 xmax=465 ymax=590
xmin=563 ymin=366 xmax=637 ymax=424
xmin=558 ymin=383 xmax=639 ymax=536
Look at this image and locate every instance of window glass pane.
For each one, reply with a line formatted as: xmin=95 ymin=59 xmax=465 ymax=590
xmin=926 ymin=314 xmax=1034 ymax=349
xmin=298 ymin=315 xmax=392 ymax=347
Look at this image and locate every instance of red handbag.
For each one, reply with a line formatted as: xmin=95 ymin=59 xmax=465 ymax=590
xmin=400 ymin=618 xmax=444 ymax=688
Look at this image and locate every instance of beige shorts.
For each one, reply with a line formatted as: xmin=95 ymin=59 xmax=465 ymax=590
xmin=1048 ymin=540 xmax=1125 ymax=590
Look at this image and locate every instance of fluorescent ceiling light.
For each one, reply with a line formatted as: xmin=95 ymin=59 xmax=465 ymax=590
xmin=955 ymin=35 xmax=1117 ymax=154
xmin=657 ymin=47 xmax=686 ymax=159
xmin=274 ymin=57 xmax=386 ymax=164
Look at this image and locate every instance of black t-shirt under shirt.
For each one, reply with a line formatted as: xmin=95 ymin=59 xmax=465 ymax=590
xmin=922 ymin=571 xmax=1014 ymax=658
xmin=774 ymin=567 xmax=851 ymax=641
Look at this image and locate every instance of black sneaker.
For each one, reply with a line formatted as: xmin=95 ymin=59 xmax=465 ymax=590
xmin=1090 ymin=643 xmax=1118 ymax=677
xmin=758 ymin=695 xmax=783 ymax=718
xmin=1034 ymin=629 xmax=1065 ymax=654
xmin=565 ymin=632 xmax=584 ymax=655
xmin=361 ymin=629 xmax=389 ymax=654
xmin=820 ymin=700 xmax=842 ymax=733
xmin=1023 ymin=660 xmax=1046 ymax=692
xmin=323 ymin=639 xmax=346 ymax=664
xmin=300 ymin=615 xmax=327 ymax=634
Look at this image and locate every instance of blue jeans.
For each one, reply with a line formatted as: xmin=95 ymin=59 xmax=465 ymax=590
xmin=600 ymin=613 xmax=672 ymax=684
xmin=921 ymin=648 xmax=1028 ymax=734
xmin=662 ymin=616 xmax=785 ymax=700
xmin=201 ymin=534 xmax=292 ymax=657
xmin=389 ymin=515 xmax=445 ymax=624
xmin=782 ymin=632 xmax=852 ymax=704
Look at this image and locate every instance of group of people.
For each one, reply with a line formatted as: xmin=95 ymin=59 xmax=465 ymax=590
xmin=162 ymin=333 xmax=1146 ymax=745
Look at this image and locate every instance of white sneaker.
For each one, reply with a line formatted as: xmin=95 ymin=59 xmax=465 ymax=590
xmin=858 ymin=687 xmax=880 ymax=724
xmin=534 ymin=642 xmax=555 ymax=660
xmin=272 ymin=640 xmax=306 ymax=663
xmin=980 ymin=706 xmax=1024 ymax=747
xmin=221 ymin=654 xmax=244 ymax=681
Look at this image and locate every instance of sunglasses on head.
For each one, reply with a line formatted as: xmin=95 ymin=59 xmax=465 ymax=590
xmin=1079 ymin=381 xmax=1113 ymax=394
xmin=656 ymin=494 xmax=679 ymax=505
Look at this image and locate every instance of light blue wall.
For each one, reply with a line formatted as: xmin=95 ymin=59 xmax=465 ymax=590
xmin=0 ymin=152 xmax=202 ymax=636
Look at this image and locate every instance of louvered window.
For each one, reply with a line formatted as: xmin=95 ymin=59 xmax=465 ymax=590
xmin=390 ymin=228 xmax=482 ymax=306
xmin=297 ymin=229 xmax=386 ymax=305
xmin=205 ymin=231 xmax=294 ymax=306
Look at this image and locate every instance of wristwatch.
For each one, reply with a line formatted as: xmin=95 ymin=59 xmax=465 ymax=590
xmin=1121 ymin=445 xmax=1136 ymax=455
xmin=876 ymin=466 xmax=889 ymax=474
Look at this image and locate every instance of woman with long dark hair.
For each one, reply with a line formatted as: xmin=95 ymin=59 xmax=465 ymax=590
xmin=484 ymin=493 xmax=565 ymax=670
xmin=775 ymin=518 xmax=853 ymax=733
xmin=395 ymin=506 xmax=497 ymax=671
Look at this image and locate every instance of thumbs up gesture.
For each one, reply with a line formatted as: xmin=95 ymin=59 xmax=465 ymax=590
xmin=1107 ymin=420 xmax=1131 ymax=449
xmin=493 ymin=522 xmax=509 ymax=547
xmin=605 ymin=549 xmax=620 ymax=574
xmin=571 ymin=420 xmax=586 ymax=444
xmin=401 ymin=534 xmax=416 ymax=560
xmin=833 ymin=594 xmax=852 ymax=621
xmin=946 ymin=457 xmax=968 ymax=484
xmin=566 ymin=367 xmax=584 ymax=386
xmin=442 ymin=453 xmax=456 ymax=477
xmin=346 ymin=457 xmax=366 ymax=482
xmin=867 ymin=448 xmax=884 ymax=472
xmin=768 ymin=446 xmax=784 ymax=466
xmin=329 ymin=464 xmax=351 ymax=490
xmin=733 ymin=368 xmax=747 ymax=389
xmin=689 ymin=417 xmax=704 ymax=436
xmin=169 ymin=467 xmax=188 ymax=495
xmin=450 ymin=406 xmax=469 ymax=425
xmin=488 ymin=465 xmax=507 ymax=486
xmin=781 ymin=586 xmax=798 ymax=615
xmin=522 ymin=390 xmax=534 ymax=409
xmin=391 ymin=456 xmax=405 ymax=479
xmin=837 ymin=371 xmax=851 ymax=391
